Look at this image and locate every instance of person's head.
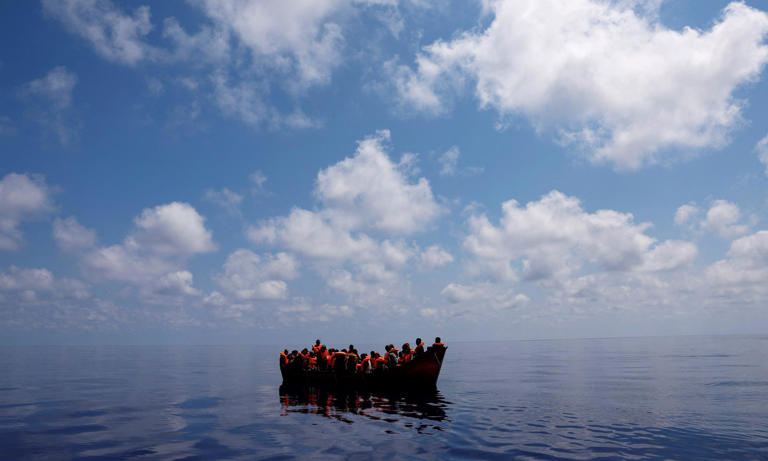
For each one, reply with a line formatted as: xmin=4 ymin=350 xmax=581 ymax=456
xmin=349 ymin=344 xmax=354 ymax=351
xmin=435 ymin=337 xmax=441 ymax=343
xmin=291 ymin=350 xmax=298 ymax=356
xmin=316 ymin=339 xmax=321 ymax=346
xmin=301 ymin=348 xmax=308 ymax=354
xmin=342 ymin=348 xmax=347 ymax=353
xmin=361 ymin=353 xmax=367 ymax=360
xmin=385 ymin=345 xmax=391 ymax=352
xmin=416 ymin=338 xmax=422 ymax=345
xmin=310 ymin=351 xmax=315 ymax=357
xmin=283 ymin=349 xmax=288 ymax=354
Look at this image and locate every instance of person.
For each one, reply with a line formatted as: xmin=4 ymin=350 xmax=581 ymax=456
xmin=400 ymin=343 xmax=412 ymax=363
xmin=374 ymin=352 xmax=388 ymax=372
xmin=308 ymin=351 xmax=317 ymax=370
xmin=414 ymin=338 xmax=424 ymax=356
xmin=346 ymin=349 xmax=358 ymax=373
xmin=332 ymin=349 xmax=347 ymax=373
xmin=313 ymin=339 xmax=323 ymax=354
xmin=279 ymin=349 xmax=289 ymax=368
xmin=318 ymin=345 xmax=328 ymax=370
xmin=432 ymin=337 xmax=445 ymax=348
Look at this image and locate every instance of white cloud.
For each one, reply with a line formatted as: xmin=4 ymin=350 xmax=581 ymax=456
xmin=203 ymin=188 xmax=243 ymax=217
xmin=53 ymin=217 xmax=97 ymax=251
xmin=637 ymin=240 xmax=697 ymax=272
xmin=701 ymin=200 xmax=750 ymax=238
xmin=131 ymin=202 xmax=216 ymax=256
xmin=22 ymin=66 xmax=77 ymax=110
xmin=20 ymin=66 xmax=79 ymax=145
xmin=0 ymin=173 xmax=54 ymax=251
xmin=42 ymin=0 xmax=157 ymax=65
xmin=196 ymin=0 xmax=344 ymax=88
xmin=392 ymin=0 xmax=768 ymax=169
xmin=248 ymin=131 xmax=444 ymax=306
xmin=215 ymin=249 xmax=299 ymax=300
xmin=418 ymin=245 xmax=453 ymax=271
xmin=464 ymin=190 xmax=693 ymax=281
xmin=757 ymin=133 xmax=768 ymax=176
xmin=0 ymin=266 xmax=90 ymax=304
xmin=80 ymin=202 xmax=214 ymax=303
xmin=706 ymin=231 xmax=768 ymax=290
xmin=249 ymin=170 xmax=269 ymax=194
xmin=674 ymin=204 xmax=699 ymax=227
xmin=438 ymin=146 xmax=483 ymax=177
xmin=441 ymin=282 xmax=530 ymax=310
xmin=315 ymin=130 xmax=444 ymax=234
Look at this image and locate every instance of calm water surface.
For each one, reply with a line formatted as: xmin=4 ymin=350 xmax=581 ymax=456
xmin=1 ymin=336 xmax=767 ymax=460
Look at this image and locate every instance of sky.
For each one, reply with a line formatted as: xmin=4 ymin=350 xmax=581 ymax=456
xmin=1 ymin=0 xmax=768 ymax=345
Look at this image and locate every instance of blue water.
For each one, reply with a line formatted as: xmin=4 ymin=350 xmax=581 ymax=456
xmin=1 ymin=336 xmax=767 ymax=460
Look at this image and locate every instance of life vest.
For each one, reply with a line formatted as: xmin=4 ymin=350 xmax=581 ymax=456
xmin=400 ymin=352 xmax=412 ymax=363
xmin=432 ymin=342 xmax=444 ymax=347
xmin=279 ymin=352 xmax=288 ymax=365
xmin=309 ymin=357 xmax=317 ymax=369
xmin=313 ymin=344 xmax=323 ymax=354
xmin=331 ymin=352 xmax=347 ymax=368
xmin=375 ymin=357 xmax=387 ymax=369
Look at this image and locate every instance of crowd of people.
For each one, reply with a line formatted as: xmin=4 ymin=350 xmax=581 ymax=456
xmin=279 ymin=337 xmax=446 ymax=374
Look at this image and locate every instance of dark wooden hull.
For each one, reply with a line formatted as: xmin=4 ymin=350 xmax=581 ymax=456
xmin=280 ymin=347 xmax=446 ymax=391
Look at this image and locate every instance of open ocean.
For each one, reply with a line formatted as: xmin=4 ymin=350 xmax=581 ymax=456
xmin=1 ymin=335 xmax=767 ymax=460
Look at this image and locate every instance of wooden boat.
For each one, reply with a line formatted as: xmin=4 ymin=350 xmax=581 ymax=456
xmin=280 ymin=346 xmax=447 ymax=391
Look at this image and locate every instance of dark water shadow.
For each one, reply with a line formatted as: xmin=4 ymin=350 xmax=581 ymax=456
xmin=278 ymin=384 xmax=451 ymax=431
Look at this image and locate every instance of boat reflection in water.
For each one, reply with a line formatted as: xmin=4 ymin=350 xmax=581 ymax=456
xmin=279 ymin=384 xmax=450 ymax=432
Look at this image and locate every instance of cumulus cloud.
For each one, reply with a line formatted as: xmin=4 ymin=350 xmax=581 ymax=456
xmin=53 ymin=216 xmax=97 ymax=251
xmin=441 ymin=282 xmax=530 ymax=310
xmin=315 ymin=130 xmax=444 ymax=233
xmin=130 ymin=202 xmax=216 ymax=256
xmin=464 ymin=190 xmax=694 ymax=281
xmin=215 ymin=249 xmax=299 ymax=300
xmin=196 ymin=0 xmax=344 ymax=88
xmin=701 ymin=200 xmax=750 ymax=238
xmin=757 ymin=133 xmax=768 ymax=176
xmin=674 ymin=204 xmax=699 ymax=227
xmin=20 ymin=66 xmax=79 ymax=145
xmin=391 ymin=0 xmax=768 ymax=169
xmin=418 ymin=245 xmax=453 ymax=271
xmin=42 ymin=0 xmax=157 ymax=65
xmin=248 ymin=130 xmax=443 ymax=305
xmin=706 ymin=231 xmax=768 ymax=291
xmin=0 ymin=266 xmax=90 ymax=304
xmin=81 ymin=202 xmax=215 ymax=303
xmin=0 ymin=173 xmax=54 ymax=251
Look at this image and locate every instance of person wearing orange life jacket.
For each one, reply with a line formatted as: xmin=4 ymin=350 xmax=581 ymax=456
xmin=279 ymin=349 xmax=289 ymax=368
xmin=312 ymin=339 xmax=323 ymax=354
xmin=331 ymin=349 xmax=347 ymax=373
xmin=308 ymin=351 xmax=317 ymax=370
xmin=318 ymin=346 xmax=328 ymax=370
xmin=346 ymin=349 xmax=359 ymax=373
xmin=374 ymin=353 xmax=388 ymax=372
xmin=300 ymin=348 xmax=310 ymax=369
xmin=399 ymin=343 xmax=412 ymax=363
xmin=432 ymin=337 xmax=445 ymax=348
xmin=414 ymin=338 xmax=424 ymax=356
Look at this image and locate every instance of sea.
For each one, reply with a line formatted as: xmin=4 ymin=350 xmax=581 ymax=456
xmin=1 ymin=335 xmax=767 ymax=460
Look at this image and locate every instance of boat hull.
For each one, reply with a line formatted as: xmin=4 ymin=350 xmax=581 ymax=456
xmin=280 ymin=347 xmax=446 ymax=391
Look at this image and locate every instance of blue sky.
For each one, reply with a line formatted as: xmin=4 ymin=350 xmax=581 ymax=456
xmin=1 ymin=0 xmax=768 ymax=345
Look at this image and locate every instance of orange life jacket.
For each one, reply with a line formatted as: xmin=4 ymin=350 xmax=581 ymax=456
xmin=312 ymin=344 xmax=323 ymax=354
xmin=374 ymin=357 xmax=387 ymax=369
xmin=279 ymin=352 xmax=288 ymax=365
xmin=432 ymin=342 xmax=444 ymax=347
xmin=309 ymin=357 xmax=317 ymax=369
